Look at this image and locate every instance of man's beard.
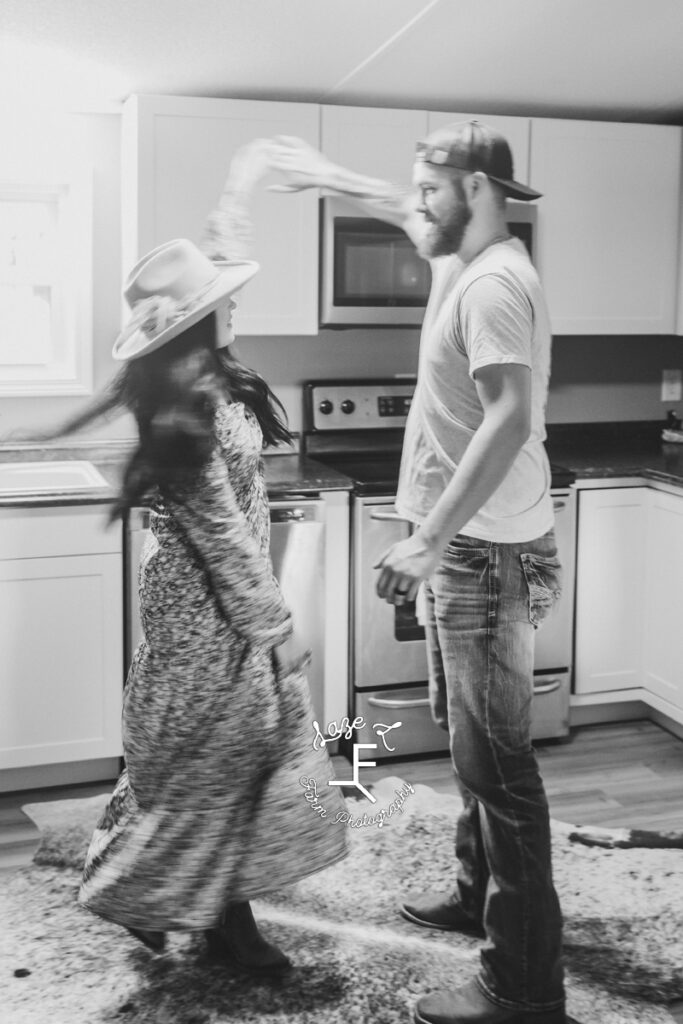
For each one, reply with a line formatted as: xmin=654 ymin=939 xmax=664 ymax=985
xmin=418 ymin=185 xmax=472 ymax=259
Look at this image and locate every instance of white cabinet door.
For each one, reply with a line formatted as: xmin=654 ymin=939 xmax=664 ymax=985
xmin=530 ymin=119 xmax=681 ymax=334
xmin=574 ymin=487 xmax=649 ymax=694
xmin=122 ymin=95 xmax=320 ymax=335
xmin=427 ymin=112 xmax=531 ymax=190
xmin=322 ymin=105 xmax=428 ymax=187
xmin=642 ymin=489 xmax=683 ymax=710
xmin=0 ymin=508 xmax=123 ymax=770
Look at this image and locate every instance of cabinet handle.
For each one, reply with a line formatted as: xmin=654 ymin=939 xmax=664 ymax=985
xmin=367 ymin=696 xmax=431 ymax=709
xmin=552 ymin=500 xmax=566 ymax=511
xmin=533 ymin=679 xmax=561 ymax=695
xmin=370 ymin=511 xmax=409 ymax=522
xmin=270 ymin=508 xmax=306 ymax=523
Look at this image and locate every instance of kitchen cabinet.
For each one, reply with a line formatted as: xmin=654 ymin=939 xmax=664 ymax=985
xmin=0 ymin=506 xmax=123 ymax=771
xmin=321 ymin=104 xmax=428 ymax=187
xmin=427 ymin=112 xmax=532 ymax=190
xmin=574 ymin=486 xmax=649 ymax=695
xmin=122 ymin=97 xmax=683 ymax=337
xmin=529 ymin=118 xmax=681 ymax=334
xmin=642 ymin=488 xmax=683 ymax=712
xmin=122 ymin=95 xmax=320 ymax=335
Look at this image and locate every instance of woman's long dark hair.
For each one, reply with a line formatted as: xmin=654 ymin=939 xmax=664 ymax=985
xmin=48 ymin=312 xmax=291 ymax=520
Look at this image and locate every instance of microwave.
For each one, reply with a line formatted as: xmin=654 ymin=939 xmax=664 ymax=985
xmin=319 ymin=195 xmax=536 ymax=328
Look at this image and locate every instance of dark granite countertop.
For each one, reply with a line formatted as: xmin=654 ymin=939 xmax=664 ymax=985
xmin=0 ymin=442 xmax=352 ymax=509
xmin=545 ymin=421 xmax=683 ymax=489
xmin=2 ymin=421 xmax=682 ymax=507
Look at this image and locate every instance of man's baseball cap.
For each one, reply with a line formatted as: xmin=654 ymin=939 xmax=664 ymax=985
xmin=415 ymin=119 xmax=542 ymax=202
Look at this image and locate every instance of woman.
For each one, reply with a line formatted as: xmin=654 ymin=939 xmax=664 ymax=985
xmin=54 ymin=142 xmax=347 ymax=972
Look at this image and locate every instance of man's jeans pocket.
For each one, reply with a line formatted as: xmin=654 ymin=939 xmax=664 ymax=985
xmin=520 ymin=552 xmax=563 ymax=628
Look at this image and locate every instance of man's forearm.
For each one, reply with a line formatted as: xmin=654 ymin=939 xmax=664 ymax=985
xmin=270 ymin=135 xmax=418 ymax=229
xmin=319 ymin=167 xmax=413 ymax=227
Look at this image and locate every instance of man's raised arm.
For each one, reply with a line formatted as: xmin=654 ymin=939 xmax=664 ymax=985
xmin=268 ymin=135 xmax=425 ymax=245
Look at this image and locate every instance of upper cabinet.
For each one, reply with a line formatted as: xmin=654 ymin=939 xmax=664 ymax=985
xmin=677 ymin=142 xmax=683 ymax=335
xmin=427 ymin=112 xmax=532 ymax=189
xmin=321 ymin=105 xmax=428 ymax=186
xmin=122 ymin=97 xmax=683 ymax=337
xmin=530 ymin=119 xmax=681 ymax=335
xmin=122 ymin=95 xmax=320 ymax=335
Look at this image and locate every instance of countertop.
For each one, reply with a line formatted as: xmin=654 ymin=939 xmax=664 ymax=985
xmin=1 ymin=421 xmax=682 ymax=508
xmin=0 ymin=441 xmax=352 ymax=509
xmin=545 ymin=421 xmax=683 ymax=489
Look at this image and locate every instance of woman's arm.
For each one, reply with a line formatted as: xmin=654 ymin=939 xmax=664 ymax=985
xmin=201 ymin=138 xmax=275 ymax=262
xmin=268 ymin=135 xmax=422 ymax=238
xmin=167 ymin=451 xmax=293 ymax=648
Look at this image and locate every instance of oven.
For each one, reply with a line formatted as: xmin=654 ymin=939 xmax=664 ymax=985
xmin=303 ymin=378 xmax=576 ymax=760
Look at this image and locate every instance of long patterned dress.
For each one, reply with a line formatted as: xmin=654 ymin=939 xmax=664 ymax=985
xmin=79 ymin=401 xmax=347 ymax=931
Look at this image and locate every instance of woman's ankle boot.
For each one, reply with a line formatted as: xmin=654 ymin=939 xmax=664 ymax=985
xmin=205 ymin=901 xmax=291 ymax=975
xmin=125 ymin=926 xmax=166 ymax=953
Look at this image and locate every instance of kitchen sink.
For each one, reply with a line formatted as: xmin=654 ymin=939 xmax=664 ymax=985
xmin=0 ymin=460 xmax=109 ymax=494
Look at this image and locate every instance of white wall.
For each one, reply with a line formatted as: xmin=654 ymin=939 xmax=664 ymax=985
xmin=547 ymin=335 xmax=683 ymax=425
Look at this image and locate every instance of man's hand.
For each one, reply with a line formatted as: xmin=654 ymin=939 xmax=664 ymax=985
xmin=268 ymin=135 xmax=339 ymax=193
xmin=374 ymin=531 xmax=442 ymax=605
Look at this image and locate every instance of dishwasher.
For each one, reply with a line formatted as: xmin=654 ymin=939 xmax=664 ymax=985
xmin=125 ymin=498 xmax=326 ymax=722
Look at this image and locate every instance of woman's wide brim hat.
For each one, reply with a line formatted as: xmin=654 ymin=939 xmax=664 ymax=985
xmin=112 ymin=239 xmax=259 ymax=362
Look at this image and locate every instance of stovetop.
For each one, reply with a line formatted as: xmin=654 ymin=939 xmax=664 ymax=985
xmin=302 ymin=379 xmax=576 ymax=495
xmin=309 ymin=454 xmax=402 ymax=496
xmin=310 ymin=453 xmax=574 ymax=495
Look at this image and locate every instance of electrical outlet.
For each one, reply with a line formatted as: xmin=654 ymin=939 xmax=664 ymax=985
xmin=661 ymin=368 xmax=683 ymax=402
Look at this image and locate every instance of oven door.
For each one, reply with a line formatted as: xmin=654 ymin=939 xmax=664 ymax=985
xmin=353 ymin=497 xmax=429 ymax=687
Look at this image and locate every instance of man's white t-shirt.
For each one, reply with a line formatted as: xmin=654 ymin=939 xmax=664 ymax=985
xmin=395 ymin=237 xmax=554 ymax=544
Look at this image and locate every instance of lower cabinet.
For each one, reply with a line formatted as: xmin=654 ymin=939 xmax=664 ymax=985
xmin=574 ymin=484 xmax=683 ymax=718
xmin=642 ymin=489 xmax=683 ymax=711
xmin=0 ymin=505 xmax=123 ymax=771
xmin=574 ymin=486 xmax=649 ymax=695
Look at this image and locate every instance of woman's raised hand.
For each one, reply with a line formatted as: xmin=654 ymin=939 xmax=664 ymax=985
xmin=226 ymin=138 xmax=279 ymax=193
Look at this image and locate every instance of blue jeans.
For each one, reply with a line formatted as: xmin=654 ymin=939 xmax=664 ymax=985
xmin=423 ymin=529 xmax=564 ymax=1013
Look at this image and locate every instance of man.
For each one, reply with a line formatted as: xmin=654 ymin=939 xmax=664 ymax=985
xmin=270 ymin=122 xmax=577 ymax=1024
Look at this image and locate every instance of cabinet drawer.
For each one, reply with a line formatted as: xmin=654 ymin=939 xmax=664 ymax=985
xmin=355 ymin=687 xmax=449 ymax=760
xmin=0 ymin=505 xmax=121 ymax=559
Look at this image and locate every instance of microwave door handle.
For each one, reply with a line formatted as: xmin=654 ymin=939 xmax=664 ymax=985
xmin=370 ymin=511 xmax=410 ymax=522
xmin=367 ymin=696 xmax=431 ymax=709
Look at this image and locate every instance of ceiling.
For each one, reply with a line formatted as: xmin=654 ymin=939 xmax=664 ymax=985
xmin=2 ymin=0 xmax=683 ymax=125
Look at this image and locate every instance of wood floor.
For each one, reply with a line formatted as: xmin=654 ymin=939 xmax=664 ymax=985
xmin=349 ymin=718 xmax=683 ymax=1023
xmin=352 ymin=717 xmax=683 ymax=832
xmin=2 ymin=719 xmax=682 ymax=1020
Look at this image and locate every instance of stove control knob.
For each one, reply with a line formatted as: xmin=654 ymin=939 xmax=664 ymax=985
xmin=340 ymin=399 xmax=356 ymax=415
xmin=318 ymin=399 xmax=333 ymax=415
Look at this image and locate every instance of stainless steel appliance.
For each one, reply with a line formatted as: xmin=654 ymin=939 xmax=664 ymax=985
xmin=125 ymin=498 xmax=327 ymax=723
xmin=303 ymin=378 xmax=576 ymax=759
xmin=320 ymin=197 xmax=537 ymax=328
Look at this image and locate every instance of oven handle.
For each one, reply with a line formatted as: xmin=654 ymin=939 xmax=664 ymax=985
xmin=533 ymin=679 xmax=562 ymax=695
xmin=367 ymin=695 xmax=431 ymax=709
xmin=370 ymin=510 xmax=410 ymax=522
xmin=375 ymin=503 xmax=567 ymax=519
